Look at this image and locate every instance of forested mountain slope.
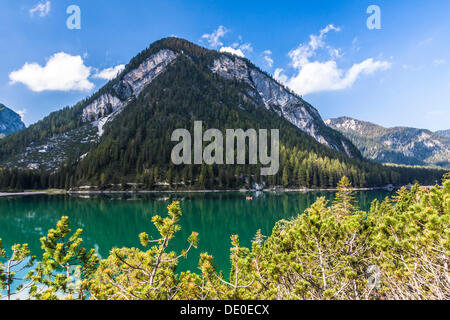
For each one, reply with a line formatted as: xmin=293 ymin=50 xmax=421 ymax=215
xmin=0 ymin=38 xmax=445 ymax=190
xmin=326 ymin=117 xmax=450 ymax=169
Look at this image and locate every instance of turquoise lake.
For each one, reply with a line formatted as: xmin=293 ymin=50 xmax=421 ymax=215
xmin=0 ymin=191 xmax=392 ymax=275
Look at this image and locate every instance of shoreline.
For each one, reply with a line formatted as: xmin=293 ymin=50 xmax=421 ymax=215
xmin=0 ymin=186 xmax=395 ymax=197
xmin=0 ymin=191 xmax=50 ymax=197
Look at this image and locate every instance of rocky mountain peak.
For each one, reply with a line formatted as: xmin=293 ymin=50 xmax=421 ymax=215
xmin=0 ymin=38 xmax=363 ymax=172
xmin=326 ymin=116 xmax=450 ymax=168
xmin=0 ymin=104 xmax=26 ymax=137
xmin=79 ymin=38 xmax=359 ymax=157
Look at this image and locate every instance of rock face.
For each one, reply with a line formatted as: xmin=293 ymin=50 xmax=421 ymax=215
xmin=326 ymin=117 xmax=450 ymax=168
xmin=82 ymin=94 xmax=122 ymax=122
xmin=0 ymin=104 xmax=25 ymax=137
xmin=210 ymin=55 xmax=351 ymax=154
xmin=81 ymin=49 xmax=178 ymax=135
xmin=118 ymin=49 xmax=178 ymax=98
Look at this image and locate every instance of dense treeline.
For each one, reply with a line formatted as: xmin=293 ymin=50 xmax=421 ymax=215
xmin=0 ymin=156 xmax=445 ymax=192
xmin=1 ymin=174 xmax=449 ymax=300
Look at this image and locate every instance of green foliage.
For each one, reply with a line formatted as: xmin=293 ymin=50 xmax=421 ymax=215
xmin=89 ymin=201 xmax=198 ymax=300
xmin=256 ymin=197 xmax=370 ymax=299
xmin=28 ymin=217 xmax=99 ymax=300
xmin=332 ymin=176 xmax=358 ymax=217
xmin=190 ymin=235 xmax=258 ymax=300
xmin=367 ymin=180 xmax=450 ymax=299
xmin=0 ymin=240 xmax=35 ymax=300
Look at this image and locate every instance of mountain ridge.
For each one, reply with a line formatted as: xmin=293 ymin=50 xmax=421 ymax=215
xmin=79 ymin=38 xmax=360 ymax=157
xmin=0 ymin=38 xmax=360 ymax=171
xmin=0 ymin=38 xmax=445 ymax=190
xmin=0 ymin=104 xmax=26 ymax=138
xmin=325 ymin=116 xmax=450 ymax=169
xmin=436 ymin=129 xmax=450 ymax=139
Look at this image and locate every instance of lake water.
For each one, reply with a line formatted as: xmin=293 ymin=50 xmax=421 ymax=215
xmin=0 ymin=191 xmax=392 ymax=275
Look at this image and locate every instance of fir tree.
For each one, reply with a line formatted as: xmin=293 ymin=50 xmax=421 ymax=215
xmin=332 ymin=176 xmax=358 ymax=218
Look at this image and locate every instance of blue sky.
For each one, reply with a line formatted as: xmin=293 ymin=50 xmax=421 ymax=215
xmin=1 ymin=0 xmax=449 ymax=131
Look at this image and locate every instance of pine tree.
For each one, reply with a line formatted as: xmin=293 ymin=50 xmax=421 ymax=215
xmin=0 ymin=240 xmax=35 ymax=300
xmin=89 ymin=201 xmax=198 ymax=300
xmin=332 ymin=176 xmax=358 ymax=218
xmin=28 ymin=217 xmax=99 ymax=300
xmin=282 ymin=167 xmax=289 ymax=187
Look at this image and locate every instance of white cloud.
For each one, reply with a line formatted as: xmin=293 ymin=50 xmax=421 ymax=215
xmin=201 ymin=25 xmax=228 ymax=48
xmin=263 ymin=50 xmax=274 ymax=68
xmin=9 ymin=52 xmax=94 ymax=92
xmin=274 ymin=25 xmax=391 ymax=95
xmin=351 ymin=37 xmax=361 ymax=52
xmin=220 ymin=47 xmax=245 ymax=57
xmin=93 ymin=64 xmax=125 ymax=80
xmin=274 ymin=68 xmax=288 ymax=83
xmin=309 ymin=24 xmax=340 ymax=51
xmin=29 ymin=1 xmax=51 ymax=17
xmin=13 ymin=109 xmax=27 ymax=122
xmin=287 ymin=24 xmax=340 ymax=68
xmin=203 ymin=27 xmax=254 ymax=58
xmin=239 ymin=43 xmax=253 ymax=53
xmin=328 ymin=47 xmax=343 ymax=59
xmin=219 ymin=41 xmax=253 ymax=58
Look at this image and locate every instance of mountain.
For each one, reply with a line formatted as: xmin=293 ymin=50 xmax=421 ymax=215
xmin=0 ymin=38 xmax=445 ymax=190
xmin=325 ymin=117 xmax=450 ymax=169
xmin=436 ymin=129 xmax=450 ymax=139
xmin=0 ymin=104 xmax=25 ymax=138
